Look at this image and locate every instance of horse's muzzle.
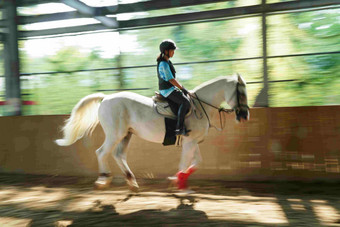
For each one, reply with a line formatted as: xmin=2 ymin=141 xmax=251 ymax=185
xmin=236 ymin=109 xmax=249 ymax=122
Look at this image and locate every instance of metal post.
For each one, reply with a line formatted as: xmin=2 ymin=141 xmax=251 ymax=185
xmin=117 ymin=38 xmax=124 ymax=88
xmin=261 ymin=0 xmax=269 ymax=107
xmin=254 ymin=0 xmax=269 ymax=107
xmin=117 ymin=1 xmax=124 ymax=88
xmin=3 ymin=0 xmax=22 ymax=115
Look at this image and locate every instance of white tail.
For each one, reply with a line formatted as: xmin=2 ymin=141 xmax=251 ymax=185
xmin=55 ymin=93 xmax=106 ymax=146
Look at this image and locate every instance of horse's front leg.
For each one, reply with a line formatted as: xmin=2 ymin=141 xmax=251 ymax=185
xmin=176 ymin=139 xmax=202 ymax=190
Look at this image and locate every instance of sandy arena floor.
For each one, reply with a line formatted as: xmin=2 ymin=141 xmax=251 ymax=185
xmin=0 ymin=173 xmax=340 ymax=226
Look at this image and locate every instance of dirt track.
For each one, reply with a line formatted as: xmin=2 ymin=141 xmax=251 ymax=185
xmin=0 ymin=174 xmax=340 ymax=226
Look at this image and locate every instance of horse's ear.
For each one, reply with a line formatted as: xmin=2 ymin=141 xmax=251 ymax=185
xmin=237 ymin=73 xmax=246 ymax=85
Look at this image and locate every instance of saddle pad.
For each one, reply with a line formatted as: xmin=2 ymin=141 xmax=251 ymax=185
xmin=154 ymin=102 xmax=177 ymax=119
xmin=154 ymin=99 xmax=192 ymax=120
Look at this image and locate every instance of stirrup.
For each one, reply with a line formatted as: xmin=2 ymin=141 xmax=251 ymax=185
xmin=175 ymin=128 xmax=191 ymax=136
xmin=175 ymin=135 xmax=182 ymax=147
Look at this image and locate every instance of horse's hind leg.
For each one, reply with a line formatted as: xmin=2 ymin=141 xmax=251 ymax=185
xmin=112 ymin=132 xmax=139 ymax=192
xmin=94 ymin=137 xmax=116 ymax=189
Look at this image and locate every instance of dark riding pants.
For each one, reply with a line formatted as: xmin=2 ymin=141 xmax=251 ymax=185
xmin=167 ymin=89 xmax=190 ymax=130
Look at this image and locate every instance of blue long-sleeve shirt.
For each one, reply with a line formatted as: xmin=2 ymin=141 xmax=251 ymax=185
xmin=158 ymin=61 xmax=175 ymax=97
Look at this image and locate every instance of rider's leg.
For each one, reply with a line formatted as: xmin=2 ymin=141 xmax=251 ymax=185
xmin=167 ymin=90 xmax=190 ymax=135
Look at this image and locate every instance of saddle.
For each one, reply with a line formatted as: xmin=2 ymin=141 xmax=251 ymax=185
xmin=152 ymin=92 xmax=192 ymax=119
xmin=153 ymin=92 xmax=195 ymax=146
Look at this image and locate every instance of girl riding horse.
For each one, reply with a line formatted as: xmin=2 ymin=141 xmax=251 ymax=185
xmin=157 ymin=39 xmax=191 ymax=136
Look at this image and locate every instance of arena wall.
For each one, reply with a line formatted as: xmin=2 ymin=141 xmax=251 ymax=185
xmin=0 ymin=106 xmax=339 ymax=181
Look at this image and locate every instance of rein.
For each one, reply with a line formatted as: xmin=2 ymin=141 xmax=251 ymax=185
xmin=190 ymin=81 xmax=249 ymax=131
xmin=191 ymin=93 xmax=234 ymax=131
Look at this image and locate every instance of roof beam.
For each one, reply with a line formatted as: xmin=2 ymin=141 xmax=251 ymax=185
xmin=119 ymin=0 xmax=340 ymax=28
xmin=265 ymin=0 xmax=340 ymax=12
xmin=13 ymin=0 xmax=230 ymax=11
xmin=19 ymin=0 xmax=340 ymax=38
xmin=0 ymin=0 xmax=59 ymax=8
xmin=21 ymin=23 xmax=108 ymax=37
xmin=16 ymin=0 xmax=60 ymax=7
xmin=19 ymin=0 xmax=230 ymax=25
xmin=60 ymin=0 xmax=117 ymax=28
xmin=20 ymin=11 xmax=87 ymax=24
xmin=115 ymin=0 xmax=231 ymax=14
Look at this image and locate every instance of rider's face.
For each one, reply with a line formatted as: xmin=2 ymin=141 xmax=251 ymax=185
xmin=168 ymin=49 xmax=175 ymax=58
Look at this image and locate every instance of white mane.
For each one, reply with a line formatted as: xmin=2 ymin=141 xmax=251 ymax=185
xmin=192 ymin=75 xmax=237 ymax=93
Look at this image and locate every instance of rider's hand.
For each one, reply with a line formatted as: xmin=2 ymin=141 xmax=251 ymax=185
xmin=181 ymin=87 xmax=189 ymax=96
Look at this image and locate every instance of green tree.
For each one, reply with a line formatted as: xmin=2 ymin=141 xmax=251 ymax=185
xmin=269 ymin=8 xmax=340 ymax=106
xmin=19 ymin=46 xmax=119 ymax=115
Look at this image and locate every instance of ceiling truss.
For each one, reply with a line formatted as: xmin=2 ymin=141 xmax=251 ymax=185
xmin=0 ymin=0 xmax=339 ymax=38
xmin=60 ymin=0 xmax=118 ymax=28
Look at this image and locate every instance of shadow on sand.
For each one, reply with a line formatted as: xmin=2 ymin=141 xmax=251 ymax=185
xmin=1 ymin=174 xmax=340 ymax=226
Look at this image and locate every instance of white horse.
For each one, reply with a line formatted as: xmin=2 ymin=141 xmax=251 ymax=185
xmin=55 ymin=74 xmax=249 ymax=191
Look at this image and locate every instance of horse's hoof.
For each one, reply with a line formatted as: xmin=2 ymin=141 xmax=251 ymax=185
xmin=94 ymin=183 xmax=109 ymax=190
xmin=178 ymin=189 xmax=195 ymax=194
xmin=127 ymin=179 xmax=139 ymax=192
xmin=167 ymin=176 xmax=177 ymax=181
xmin=94 ymin=181 xmax=110 ymax=190
xmin=128 ymin=185 xmax=139 ymax=193
xmin=167 ymin=176 xmax=177 ymax=189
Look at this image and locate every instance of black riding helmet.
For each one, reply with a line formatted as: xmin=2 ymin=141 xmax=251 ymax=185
xmin=159 ymin=39 xmax=177 ymax=53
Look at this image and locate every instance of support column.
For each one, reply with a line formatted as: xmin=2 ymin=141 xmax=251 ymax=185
xmin=3 ymin=0 xmax=22 ymax=115
xmin=254 ymin=0 xmax=269 ymax=107
xmin=117 ymin=40 xmax=124 ymax=88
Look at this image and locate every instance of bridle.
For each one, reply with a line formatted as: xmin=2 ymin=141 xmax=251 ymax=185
xmin=190 ymin=82 xmax=249 ymax=131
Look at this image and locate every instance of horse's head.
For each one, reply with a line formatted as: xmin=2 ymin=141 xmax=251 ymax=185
xmin=228 ymin=74 xmax=250 ymax=123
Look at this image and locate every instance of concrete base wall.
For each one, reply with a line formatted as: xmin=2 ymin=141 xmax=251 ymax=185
xmin=0 ymin=106 xmax=340 ymax=181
